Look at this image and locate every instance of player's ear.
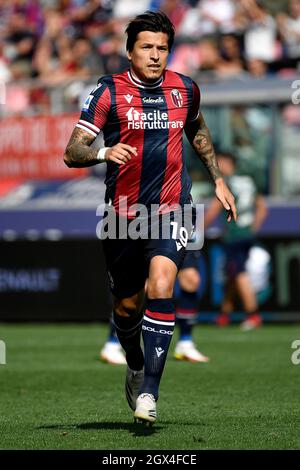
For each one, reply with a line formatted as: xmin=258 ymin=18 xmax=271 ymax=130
xmin=127 ymin=50 xmax=132 ymax=61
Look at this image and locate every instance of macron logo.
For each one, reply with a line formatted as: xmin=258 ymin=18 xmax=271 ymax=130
xmin=176 ymin=241 xmax=183 ymax=251
xmin=155 ymin=347 xmax=165 ymax=358
xmin=124 ymin=94 xmax=133 ymax=104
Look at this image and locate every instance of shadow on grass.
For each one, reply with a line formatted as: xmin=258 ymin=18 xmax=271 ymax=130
xmin=37 ymin=421 xmax=163 ymax=437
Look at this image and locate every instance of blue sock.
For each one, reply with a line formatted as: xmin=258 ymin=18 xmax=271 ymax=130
xmin=141 ymin=298 xmax=175 ymax=400
xmin=176 ymin=290 xmax=198 ymax=341
xmin=113 ymin=310 xmax=144 ymax=371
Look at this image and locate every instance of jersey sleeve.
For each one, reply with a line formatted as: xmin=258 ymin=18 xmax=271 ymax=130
xmin=76 ymin=79 xmax=111 ymax=138
xmin=187 ymin=80 xmax=201 ymax=122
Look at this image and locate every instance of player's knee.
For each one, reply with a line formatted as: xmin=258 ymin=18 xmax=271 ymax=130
xmin=147 ymin=275 xmax=173 ymax=298
xmin=179 ymin=269 xmax=200 ymax=292
xmin=186 ymin=274 xmax=200 ymax=292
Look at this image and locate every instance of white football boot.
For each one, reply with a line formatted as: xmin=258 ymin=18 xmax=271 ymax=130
xmin=134 ymin=393 xmax=157 ymax=424
xmin=174 ymin=340 xmax=210 ymax=363
xmin=100 ymin=342 xmax=127 ymax=365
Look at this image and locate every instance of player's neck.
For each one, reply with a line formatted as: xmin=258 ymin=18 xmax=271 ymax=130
xmin=129 ymin=67 xmax=164 ymax=86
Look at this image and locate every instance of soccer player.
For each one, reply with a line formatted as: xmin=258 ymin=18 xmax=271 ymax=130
xmin=64 ymin=11 xmax=237 ymax=424
xmin=205 ymin=151 xmax=267 ymax=330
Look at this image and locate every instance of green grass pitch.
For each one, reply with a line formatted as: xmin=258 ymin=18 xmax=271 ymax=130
xmin=0 ymin=323 xmax=300 ymax=450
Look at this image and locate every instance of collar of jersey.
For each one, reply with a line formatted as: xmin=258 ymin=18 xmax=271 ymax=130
xmin=127 ymin=69 xmax=164 ymax=89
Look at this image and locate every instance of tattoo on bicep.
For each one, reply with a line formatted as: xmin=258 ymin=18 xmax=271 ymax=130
xmin=193 ymin=116 xmax=222 ymax=181
xmin=68 ymin=127 xmax=95 ymax=146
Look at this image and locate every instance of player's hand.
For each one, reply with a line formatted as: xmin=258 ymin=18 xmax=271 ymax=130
xmin=105 ymin=143 xmax=137 ymax=165
xmin=215 ymin=177 xmax=237 ymax=222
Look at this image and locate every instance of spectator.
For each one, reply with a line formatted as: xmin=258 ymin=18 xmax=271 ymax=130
xmin=99 ymin=34 xmax=129 ymax=75
xmin=246 ymin=58 xmax=269 ymax=77
xmin=113 ymin=0 xmax=152 ymax=20
xmin=277 ymin=0 xmax=300 ymax=59
xmin=4 ymin=11 xmax=36 ymax=66
xmin=240 ymin=0 xmax=278 ymax=62
xmin=198 ymin=0 xmax=237 ymax=35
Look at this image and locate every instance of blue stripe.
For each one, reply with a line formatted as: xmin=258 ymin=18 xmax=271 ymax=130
xmin=174 ymin=73 xmax=193 ymax=205
xmin=80 ymin=78 xmax=109 ymax=125
xmin=101 ymin=76 xmax=121 ymax=205
xmin=174 ymin=73 xmax=194 ymax=119
xmin=137 ymin=87 xmax=168 ymax=207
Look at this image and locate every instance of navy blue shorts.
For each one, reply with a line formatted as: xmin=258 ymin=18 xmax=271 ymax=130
xmin=101 ymin=210 xmax=195 ymax=298
xmin=180 ymin=250 xmax=201 ymax=270
xmin=224 ymin=238 xmax=255 ymax=278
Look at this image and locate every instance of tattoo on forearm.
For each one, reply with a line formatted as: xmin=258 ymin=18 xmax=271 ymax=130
xmin=64 ymin=128 xmax=99 ymax=168
xmin=193 ymin=115 xmax=222 ymax=181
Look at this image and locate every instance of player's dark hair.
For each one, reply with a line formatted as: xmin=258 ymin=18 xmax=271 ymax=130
xmin=126 ymin=11 xmax=175 ymax=52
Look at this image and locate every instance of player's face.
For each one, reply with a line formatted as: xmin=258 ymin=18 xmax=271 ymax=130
xmin=127 ymin=31 xmax=169 ymax=83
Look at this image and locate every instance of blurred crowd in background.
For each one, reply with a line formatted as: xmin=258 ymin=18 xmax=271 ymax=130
xmin=1 ymin=0 xmax=300 ymax=115
xmin=0 ymin=0 xmax=299 ymax=198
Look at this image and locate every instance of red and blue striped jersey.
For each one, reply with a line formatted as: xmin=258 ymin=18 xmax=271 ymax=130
xmin=77 ymin=69 xmax=200 ymax=217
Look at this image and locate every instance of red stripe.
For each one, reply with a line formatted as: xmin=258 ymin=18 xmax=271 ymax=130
xmin=159 ymin=71 xmax=188 ymax=207
xmin=113 ymin=73 xmax=144 ymax=217
xmin=175 ymin=308 xmax=198 ymax=315
xmin=145 ymin=309 xmax=175 ymax=321
xmin=94 ymin=87 xmax=111 ymax=129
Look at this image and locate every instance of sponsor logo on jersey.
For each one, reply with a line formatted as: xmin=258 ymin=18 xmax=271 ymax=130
xmin=142 ymin=96 xmax=164 ymax=104
xmin=124 ymin=94 xmax=133 ymax=104
xmin=171 ymin=89 xmax=183 ymax=108
xmin=125 ymin=107 xmax=183 ymax=130
xmin=82 ymin=95 xmax=93 ymax=111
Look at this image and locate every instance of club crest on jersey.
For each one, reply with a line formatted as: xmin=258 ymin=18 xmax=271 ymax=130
xmin=171 ymin=89 xmax=183 ymax=108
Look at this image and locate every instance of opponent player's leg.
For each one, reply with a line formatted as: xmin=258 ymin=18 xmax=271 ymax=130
xmin=175 ymin=267 xmax=209 ymax=363
xmin=134 ymin=255 xmax=177 ymax=423
xmin=215 ymin=281 xmax=235 ymax=327
xmin=235 ymin=272 xmax=262 ymax=330
xmin=100 ymin=313 xmax=126 ymax=365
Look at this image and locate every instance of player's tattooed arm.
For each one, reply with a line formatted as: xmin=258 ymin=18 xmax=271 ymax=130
xmin=185 ymin=112 xmax=221 ymax=181
xmin=64 ymin=127 xmax=137 ymax=168
xmin=185 ymin=112 xmax=237 ymax=222
xmin=64 ymin=127 xmax=99 ymax=168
